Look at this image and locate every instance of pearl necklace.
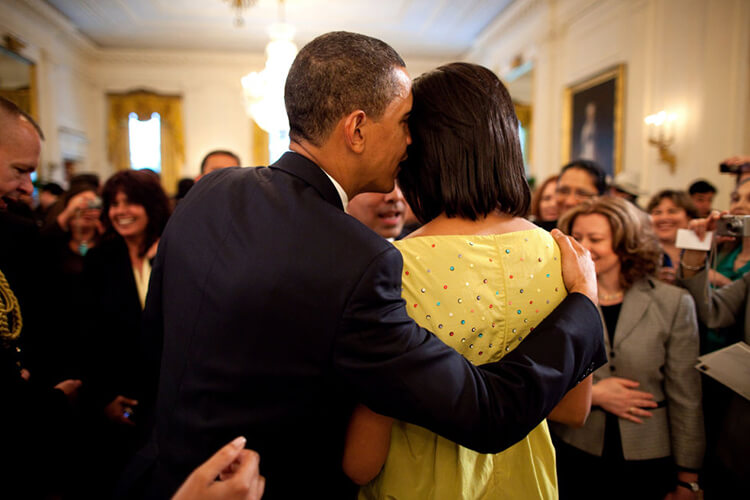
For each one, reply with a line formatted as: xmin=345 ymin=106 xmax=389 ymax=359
xmin=599 ymin=290 xmax=623 ymax=301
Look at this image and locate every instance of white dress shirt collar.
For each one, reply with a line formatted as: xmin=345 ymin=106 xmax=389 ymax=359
xmin=321 ymin=169 xmax=349 ymax=211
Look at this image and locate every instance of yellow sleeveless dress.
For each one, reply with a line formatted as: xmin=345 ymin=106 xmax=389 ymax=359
xmin=359 ymin=228 xmax=566 ymax=500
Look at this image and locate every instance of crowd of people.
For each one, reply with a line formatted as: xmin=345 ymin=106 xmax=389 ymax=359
xmin=0 ymin=29 xmax=747 ymax=500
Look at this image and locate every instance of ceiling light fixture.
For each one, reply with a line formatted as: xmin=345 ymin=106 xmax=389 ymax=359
xmin=240 ymin=0 xmax=297 ymax=133
xmin=224 ymin=0 xmax=259 ymax=27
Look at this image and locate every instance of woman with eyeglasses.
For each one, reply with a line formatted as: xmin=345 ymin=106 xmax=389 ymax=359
xmin=554 ymin=159 xmax=607 ymax=222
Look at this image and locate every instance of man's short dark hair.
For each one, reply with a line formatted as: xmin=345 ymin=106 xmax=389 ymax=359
xmin=200 ymin=150 xmax=241 ymax=174
xmin=69 ymin=173 xmax=100 ymax=194
xmin=41 ymin=182 xmax=63 ymax=196
xmin=559 ymin=159 xmax=607 ymax=195
xmin=176 ymin=177 xmax=195 ymax=199
xmin=0 ymin=96 xmax=44 ymax=140
xmin=688 ymin=179 xmax=716 ymax=195
xmin=397 ymin=62 xmax=530 ymax=222
xmin=284 ymin=31 xmax=406 ymax=146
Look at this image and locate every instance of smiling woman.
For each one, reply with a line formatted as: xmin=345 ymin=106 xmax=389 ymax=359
xmin=554 ymin=196 xmax=704 ymax=500
xmin=646 ymin=190 xmax=698 ymax=284
xmin=74 ymin=169 xmax=171 ymax=495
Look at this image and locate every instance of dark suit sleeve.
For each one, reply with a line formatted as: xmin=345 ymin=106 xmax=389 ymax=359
xmin=334 ymin=246 xmax=606 ymax=454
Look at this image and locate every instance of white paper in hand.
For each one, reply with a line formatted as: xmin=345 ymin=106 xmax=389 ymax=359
xmin=675 ymin=228 xmax=713 ymax=251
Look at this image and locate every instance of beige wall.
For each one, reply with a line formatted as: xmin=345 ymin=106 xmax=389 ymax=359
xmin=0 ymin=0 xmax=446 ymax=186
xmin=466 ymin=0 xmax=750 ymax=209
xmin=2 ymin=0 xmax=747 ymax=204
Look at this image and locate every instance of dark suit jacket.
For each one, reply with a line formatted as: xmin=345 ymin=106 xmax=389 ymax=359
xmin=139 ymin=152 xmax=606 ymax=499
xmin=0 ymin=209 xmax=77 ymax=497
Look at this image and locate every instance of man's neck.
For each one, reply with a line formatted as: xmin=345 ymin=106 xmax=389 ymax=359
xmin=289 ymin=140 xmax=356 ymax=200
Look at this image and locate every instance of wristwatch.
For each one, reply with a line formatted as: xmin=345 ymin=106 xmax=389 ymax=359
xmin=677 ymin=480 xmax=700 ymax=492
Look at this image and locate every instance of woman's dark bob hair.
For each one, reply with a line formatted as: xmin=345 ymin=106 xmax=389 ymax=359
xmin=101 ymin=169 xmax=171 ymax=257
xmin=397 ymin=62 xmax=530 ymax=223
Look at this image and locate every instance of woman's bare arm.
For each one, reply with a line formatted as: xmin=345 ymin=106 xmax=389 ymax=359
xmin=547 ymin=374 xmax=593 ymax=427
xmin=342 ymin=404 xmax=394 ymax=485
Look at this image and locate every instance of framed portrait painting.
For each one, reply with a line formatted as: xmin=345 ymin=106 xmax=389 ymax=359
xmin=562 ymin=64 xmax=625 ymax=177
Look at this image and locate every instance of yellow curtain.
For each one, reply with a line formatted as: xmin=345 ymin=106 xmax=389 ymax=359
xmin=251 ymin=120 xmax=269 ymax=166
xmin=514 ymin=101 xmax=533 ymax=166
xmin=0 ymin=88 xmax=31 ymax=116
xmin=107 ymin=90 xmax=185 ymax=195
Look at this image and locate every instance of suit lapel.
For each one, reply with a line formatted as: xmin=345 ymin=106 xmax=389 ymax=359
xmin=613 ymin=279 xmax=652 ymax=348
xmin=271 ymin=152 xmax=344 ymax=211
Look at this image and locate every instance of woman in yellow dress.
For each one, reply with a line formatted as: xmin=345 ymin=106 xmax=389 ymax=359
xmin=343 ymin=62 xmax=593 ymax=499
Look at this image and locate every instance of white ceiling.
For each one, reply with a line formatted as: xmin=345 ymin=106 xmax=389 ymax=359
xmin=42 ymin=0 xmax=514 ymax=59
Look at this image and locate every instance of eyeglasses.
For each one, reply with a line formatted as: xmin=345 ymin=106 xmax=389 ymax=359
xmin=555 ymin=186 xmax=598 ymax=200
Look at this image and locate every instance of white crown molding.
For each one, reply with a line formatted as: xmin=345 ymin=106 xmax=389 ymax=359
xmin=17 ymin=0 xmax=98 ymax=57
xmin=470 ymin=0 xmax=547 ymax=52
xmin=91 ymin=48 xmax=266 ymax=67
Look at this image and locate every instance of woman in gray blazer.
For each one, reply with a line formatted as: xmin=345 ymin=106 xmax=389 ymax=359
xmin=552 ymin=197 xmax=705 ymax=500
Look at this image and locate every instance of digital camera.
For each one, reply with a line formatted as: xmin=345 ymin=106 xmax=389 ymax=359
xmin=720 ymin=162 xmax=750 ymax=174
xmin=87 ymin=196 xmax=102 ymax=209
xmin=716 ymin=215 xmax=750 ymax=238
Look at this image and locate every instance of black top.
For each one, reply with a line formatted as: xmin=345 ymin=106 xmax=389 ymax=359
xmin=601 ymin=302 xmax=623 ymax=348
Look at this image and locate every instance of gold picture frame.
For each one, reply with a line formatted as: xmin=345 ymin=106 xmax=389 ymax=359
xmin=562 ymin=64 xmax=625 ymax=176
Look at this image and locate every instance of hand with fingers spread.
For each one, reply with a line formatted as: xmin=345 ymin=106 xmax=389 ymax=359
xmin=592 ymin=377 xmax=657 ymax=424
xmin=172 ymin=437 xmax=265 ymax=500
xmin=551 ymin=228 xmax=598 ymax=303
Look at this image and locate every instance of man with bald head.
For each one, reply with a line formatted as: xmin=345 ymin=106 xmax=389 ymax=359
xmin=0 ymin=96 xmax=82 ymax=497
xmin=0 ymin=97 xmax=42 ymax=207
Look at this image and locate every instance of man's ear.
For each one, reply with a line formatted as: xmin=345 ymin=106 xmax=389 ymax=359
xmin=343 ymin=110 xmax=367 ymax=153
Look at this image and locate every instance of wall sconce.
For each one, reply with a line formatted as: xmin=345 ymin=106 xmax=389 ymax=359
xmin=644 ymin=110 xmax=677 ymax=172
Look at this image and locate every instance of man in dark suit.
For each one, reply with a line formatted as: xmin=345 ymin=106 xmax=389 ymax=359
xmin=138 ymin=32 xmax=606 ymax=499
xmin=0 ymin=97 xmax=83 ymax=498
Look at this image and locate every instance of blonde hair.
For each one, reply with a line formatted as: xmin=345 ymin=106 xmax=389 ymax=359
xmin=558 ymin=197 xmax=661 ymax=289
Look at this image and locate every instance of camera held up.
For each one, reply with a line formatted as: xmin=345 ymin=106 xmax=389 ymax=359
xmin=716 ymin=215 xmax=750 ymax=238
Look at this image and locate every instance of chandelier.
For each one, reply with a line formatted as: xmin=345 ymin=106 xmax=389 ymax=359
xmin=224 ymin=0 xmax=259 ymax=27
xmin=240 ymin=0 xmax=297 ymax=133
